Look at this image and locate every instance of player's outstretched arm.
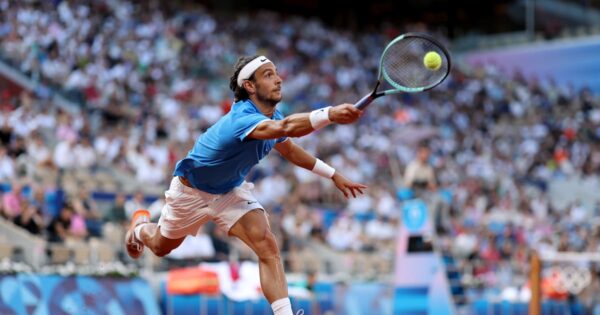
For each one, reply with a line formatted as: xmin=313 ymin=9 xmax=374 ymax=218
xmin=274 ymin=139 xmax=367 ymax=198
xmin=247 ymin=103 xmax=362 ymax=140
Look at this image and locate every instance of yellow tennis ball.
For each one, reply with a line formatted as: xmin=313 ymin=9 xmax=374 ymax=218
xmin=423 ymin=51 xmax=442 ymax=71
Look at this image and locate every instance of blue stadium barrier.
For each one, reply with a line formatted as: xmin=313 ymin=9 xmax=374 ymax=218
xmin=393 ymin=286 xmax=428 ymax=315
xmin=0 ymin=274 xmax=160 ymax=315
xmin=160 ymin=280 xmax=444 ymax=315
xmin=250 ymin=298 xmax=271 ymax=315
xmin=514 ymin=302 xmax=528 ymax=315
xmin=313 ymin=282 xmax=335 ymax=313
xmin=570 ymin=301 xmax=585 ymax=315
xmin=161 ymin=282 xmax=224 ymax=315
xmin=290 ymin=297 xmax=312 ymax=315
xmin=471 ymin=299 xmax=585 ymax=315
xmin=224 ymin=298 xmax=250 ymax=315
xmin=472 ymin=299 xmax=489 ymax=315
xmin=161 ymin=284 xmax=314 ymax=315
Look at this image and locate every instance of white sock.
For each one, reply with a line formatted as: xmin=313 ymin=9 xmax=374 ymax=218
xmin=271 ymin=297 xmax=293 ymax=315
xmin=134 ymin=224 xmax=147 ymax=241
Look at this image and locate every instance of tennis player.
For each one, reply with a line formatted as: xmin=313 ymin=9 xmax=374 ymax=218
xmin=125 ymin=55 xmax=366 ymax=315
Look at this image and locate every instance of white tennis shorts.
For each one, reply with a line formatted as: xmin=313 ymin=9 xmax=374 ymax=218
xmin=157 ymin=177 xmax=264 ymax=239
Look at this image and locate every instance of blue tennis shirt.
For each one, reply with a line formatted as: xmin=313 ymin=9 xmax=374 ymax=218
xmin=173 ymin=99 xmax=287 ymax=194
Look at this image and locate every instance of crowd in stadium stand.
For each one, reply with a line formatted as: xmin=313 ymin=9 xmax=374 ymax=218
xmin=1 ymin=0 xmax=600 ymax=309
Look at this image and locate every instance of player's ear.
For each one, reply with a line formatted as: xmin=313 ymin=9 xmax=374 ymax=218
xmin=242 ymin=80 xmax=256 ymax=95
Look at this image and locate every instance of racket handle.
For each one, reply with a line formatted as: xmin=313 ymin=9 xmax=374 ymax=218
xmin=354 ymin=93 xmax=375 ymax=110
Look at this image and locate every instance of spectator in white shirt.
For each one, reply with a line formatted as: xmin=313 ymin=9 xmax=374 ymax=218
xmin=403 ymin=144 xmax=437 ymax=191
xmin=53 ymin=138 xmax=77 ymax=170
xmin=26 ymin=132 xmax=52 ymax=167
xmin=326 ymin=214 xmax=362 ymax=251
xmin=135 ymin=156 xmax=165 ymax=185
xmin=125 ymin=190 xmax=146 ymax=219
xmin=74 ymin=137 xmax=97 ymax=168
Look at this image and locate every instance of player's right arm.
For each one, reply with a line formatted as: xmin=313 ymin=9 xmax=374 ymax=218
xmin=247 ymin=103 xmax=362 ymax=140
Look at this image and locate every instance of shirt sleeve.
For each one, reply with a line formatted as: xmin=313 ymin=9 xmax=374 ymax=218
xmin=233 ymin=113 xmax=269 ymax=141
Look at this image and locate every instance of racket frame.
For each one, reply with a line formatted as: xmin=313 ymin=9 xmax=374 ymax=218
xmin=355 ymin=33 xmax=451 ymax=110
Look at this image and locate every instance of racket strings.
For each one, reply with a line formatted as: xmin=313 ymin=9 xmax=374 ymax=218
xmin=382 ymin=37 xmax=449 ymax=89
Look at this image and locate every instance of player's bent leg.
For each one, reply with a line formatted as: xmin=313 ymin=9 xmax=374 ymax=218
xmin=125 ymin=209 xmax=185 ymax=259
xmin=229 ymin=209 xmax=289 ymax=303
xmin=139 ymin=224 xmax=186 ymax=257
xmin=125 ymin=210 xmax=151 ymax=259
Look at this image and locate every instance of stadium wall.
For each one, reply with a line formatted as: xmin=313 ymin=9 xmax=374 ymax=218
xmin=463 ymin=35 xmax=600 ymax=94
xmin=0 ymin=275 xmax=160 ymax=314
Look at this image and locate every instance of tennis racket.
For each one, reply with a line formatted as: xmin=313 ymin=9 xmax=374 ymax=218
xmin=355 ymin=33 xmax=451 ymax=110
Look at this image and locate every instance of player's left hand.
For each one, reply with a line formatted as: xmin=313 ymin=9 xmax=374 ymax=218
xmin=331 ymin=172 xmax=368 ymax=198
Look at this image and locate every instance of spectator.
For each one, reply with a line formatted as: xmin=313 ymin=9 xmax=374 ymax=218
xmin=26 ymin=132 xmax=53 ymax=167
xmin=105 ymin=192 xmax=127 ymax=225
xmin=103 ymin=192 xmax=129 ymax=255
xmin=13 ymin=200 xmax=45 ymax=235
xmin=125 ymin=190 xmax=147 ymax=219
xmin=0 ymin=146 xmax=15 ymax=182
xmin=53 ymin=137 xmax=77 ymax=170
xmin=47 ymin=204 xmax=75 ymax=243
xmin=28 ymin=184 xmax=49 ymax=220
xmin=0 ymin=1 xmax=599 ymax=306
xmin=326 ymin=214 xmax=362 ymax=251
xmin=403 ymin=143 xmax=437 ymax=192
xmin=147 ymin=194 xmax=165 ymax=221
xmin=74 ymin=136 xmax=97 ymax=169
xmin=71 ymin=188 xmax=103 ymax=237
xmin=3 ymin=181 xmax=24 ymax=219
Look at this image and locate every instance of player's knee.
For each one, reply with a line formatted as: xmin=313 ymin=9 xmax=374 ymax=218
xmin=247 ymin=227 xmax=278 ymax=258
xmin=154 ymin=246 xmax=173 ymax=257
xmin=150 ymin=239 xmax=176 ymax=257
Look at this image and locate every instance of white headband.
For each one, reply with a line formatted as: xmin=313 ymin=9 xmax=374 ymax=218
xmin=237 ymin=56 xmax=272 ymax=87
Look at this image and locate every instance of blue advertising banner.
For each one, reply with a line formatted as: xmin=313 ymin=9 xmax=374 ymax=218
xmin=0 ymin=274 xmax=160 ymax=315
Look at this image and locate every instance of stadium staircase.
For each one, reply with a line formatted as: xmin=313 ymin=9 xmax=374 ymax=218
xmin=441 ymin=252 xmax=467 ymax=307
xmin=0 ymin=58 xmax=80 ymax=113
xmin=0 ymin=218 xmax=46 ymax=267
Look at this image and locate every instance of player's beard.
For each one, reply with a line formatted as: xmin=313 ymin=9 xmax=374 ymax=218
xmin=256 ymin=88 xmax=281 ymax=108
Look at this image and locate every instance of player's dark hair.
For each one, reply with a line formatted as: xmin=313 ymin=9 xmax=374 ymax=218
xmin=229 ymin=55 xmax=259 ymax=102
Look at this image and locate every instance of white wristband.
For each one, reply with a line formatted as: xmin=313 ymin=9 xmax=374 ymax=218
xmin=312 ymin=159 xmax=336 ymax=178
xmin=309 ymin=106 xmax=332 ymax=130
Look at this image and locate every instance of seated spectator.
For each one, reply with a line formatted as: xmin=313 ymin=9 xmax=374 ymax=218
xmin=3 ymin=181 xmax=24 ymax=220
xmin=28 ymin=184 xmax=50 ymax=221
xmin=0 ymin=120 xmax=13 ymax=146
xmin=103 ymin=192 xmax=128 ymax=255
xmin=26 ymin=132 xmax=53 ymax=168
xmin=47 ymin=204 xmax=75 ymax=243
xmin=207 ymin=222 xmax=230 ymax=262
xmin=167 ymin=226 xmax=215 ymax=261
xmin=105 ymin=192 xmax=127 ymax=225
xmin=125 ymin=190 xmax=146 ymax=219
xmin=147 ymin=194 xmax=165 ymax=220
xmin=74 ymin=136 xmax=97 ymax=169
xmin=403 ymin=143 xmax=437 ymax=192
xmin=326 ymin=214 xmax=362 ymax=251
xmin=13 ymin=200 xmax=45 ymax=235
xmin=0 ymin=147 xmax=15 ymax=182
xmin=71 ymin=188 xmax=103 ymax=237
